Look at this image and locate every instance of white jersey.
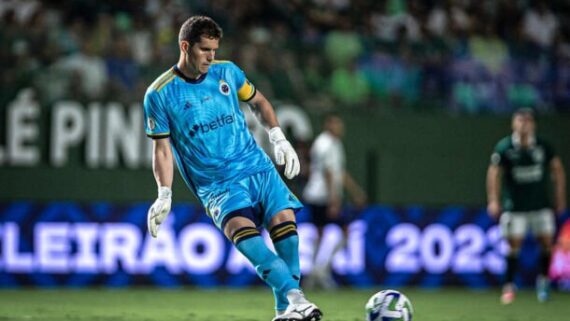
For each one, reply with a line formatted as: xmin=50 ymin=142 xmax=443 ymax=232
xmin=303 ymin=131 xmax=345 ymax=205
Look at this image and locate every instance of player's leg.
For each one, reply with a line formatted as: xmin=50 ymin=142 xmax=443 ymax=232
xmin=535 ymin=234 xmax=553 ymax=302
xmin=259 ymin=168 xmax=322 ymax=321
xmin=531 ymin=209 xmax=556 ymax=302
xmin=222 ymin=213 xmax=299 ymax=300
xmin=207 ymin=179 xmax=302 ymax=316
xmin=266 ymin=210 xmax=322 ymax=321
xmin=313 ymin=219 xmax=347 ymax=290
xmin=204 ymin=176 xmax=317 ymax=320
xmin=502 ymin=237 xmax=523 ymax=304
xmin=304 ymin=204 xmax=327 ymax=290
xmin=499 ymin=212 xmax=526 ymax=304
xmin=267 ymin=209 xmax=301 ymax=315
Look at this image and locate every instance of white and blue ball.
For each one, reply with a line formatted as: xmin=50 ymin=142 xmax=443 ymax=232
xmin=365 ymin=289 xmax=413 ymax=321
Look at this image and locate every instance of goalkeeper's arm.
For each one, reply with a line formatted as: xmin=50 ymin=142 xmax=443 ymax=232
xmin=246 ymin=89 xmax=300 ymax=179
xmin=245 ymin=89 xmax=279 ymax=130
xmin=147 ymin=138 xmax=174 ymax=238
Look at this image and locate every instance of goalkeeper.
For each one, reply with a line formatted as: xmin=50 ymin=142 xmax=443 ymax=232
xmin=143 ymin=16 xmax=321 ymax=321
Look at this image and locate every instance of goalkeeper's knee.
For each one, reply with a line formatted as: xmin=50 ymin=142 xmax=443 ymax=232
xmin=230 ymin=226 xmax=261 ymax=245
xmin=269 ymin=221 xmax=298 ymax=243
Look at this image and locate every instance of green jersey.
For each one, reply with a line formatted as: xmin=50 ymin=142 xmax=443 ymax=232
xmin=490 ymin=135 xmax=555 ymax=212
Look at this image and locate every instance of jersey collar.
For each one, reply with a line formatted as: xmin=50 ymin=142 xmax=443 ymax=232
xmin=173 ymin=65 xmax=207 ymax=84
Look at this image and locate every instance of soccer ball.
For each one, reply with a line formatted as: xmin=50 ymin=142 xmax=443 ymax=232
xmin=365 ymin=289 xmax=413 ymax=321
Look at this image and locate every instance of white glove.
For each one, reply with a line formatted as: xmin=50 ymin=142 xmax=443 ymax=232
xmin=147 ymin=186 xmax=172 ymax=238
xmin=269 ymin=127 xmax=300 ymax=179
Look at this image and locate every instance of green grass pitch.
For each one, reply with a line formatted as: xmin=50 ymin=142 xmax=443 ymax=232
xmin=0 ymin=287 xmax=569 ymax=321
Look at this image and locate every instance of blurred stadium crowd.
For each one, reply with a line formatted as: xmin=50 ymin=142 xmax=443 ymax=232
xmin=1 ymin=0 xmax=570 ymax=113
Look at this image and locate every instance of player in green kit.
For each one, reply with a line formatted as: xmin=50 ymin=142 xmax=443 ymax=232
xmin=487 ymin=108 xmax=567 ymax=304
xmin=143 ymin=16 xmax=321 ymax=320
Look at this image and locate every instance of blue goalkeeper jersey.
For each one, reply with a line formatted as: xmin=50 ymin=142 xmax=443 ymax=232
xmin=143 ymin=61 xmax=274 ymax=199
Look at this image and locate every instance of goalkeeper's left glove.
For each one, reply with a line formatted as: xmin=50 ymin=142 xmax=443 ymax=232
xmin=147 ymin=186 xmax=172 ymax=238
xmin=269 ymin=127 xmax=300 ymax=179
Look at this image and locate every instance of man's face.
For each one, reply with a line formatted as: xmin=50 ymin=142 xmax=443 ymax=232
xmin=326 ymin=116 xmax=344 ymax=137
xmin=512 ymin=113 xmax=535 ymax=136
xmin=184 ymin=36 xmax=219 ymax=75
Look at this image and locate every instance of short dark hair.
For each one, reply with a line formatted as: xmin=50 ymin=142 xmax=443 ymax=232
xmin=324 ymin=112 xmax=341 ymax=122
xmin=513 ymin=107 xmax=535 ymax=119
xmin=178 ymin=16 xmax=223 ymax=45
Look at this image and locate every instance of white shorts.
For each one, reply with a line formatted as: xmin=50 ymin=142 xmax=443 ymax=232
xmin=500 ymin=208 xmax=555 ymax=239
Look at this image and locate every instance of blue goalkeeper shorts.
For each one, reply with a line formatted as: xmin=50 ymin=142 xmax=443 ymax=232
xmin=200 ymin=167 xmax=303 ymax=230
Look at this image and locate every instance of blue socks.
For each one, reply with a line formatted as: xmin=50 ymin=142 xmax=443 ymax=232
xmin=270 ymin=222 xmax=300 ymax=312
xmin=233 ymin=227 xmax=297 ymax=296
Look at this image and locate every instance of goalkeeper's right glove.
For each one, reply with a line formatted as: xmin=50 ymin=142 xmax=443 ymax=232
xmin=147 ymin=186 xmax=172 ymax=238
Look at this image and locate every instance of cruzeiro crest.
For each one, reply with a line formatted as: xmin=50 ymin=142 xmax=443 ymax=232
xmin=219 ymin=80 xmax=231 ymax=96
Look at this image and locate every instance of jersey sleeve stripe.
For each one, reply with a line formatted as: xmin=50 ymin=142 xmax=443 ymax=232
xmin=155 ymin=73 xmax=176 ymax=92
xmin=146 ymin=132 xmax=170 ymax=139
xmin=150 ymin=69 xmax=175 ymax=91
xmin=238 ymin=80 xmax=256 ymax=101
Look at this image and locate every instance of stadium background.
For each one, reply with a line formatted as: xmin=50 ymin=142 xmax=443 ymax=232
xmin=1 ymin=0 xmax=570 ymax=317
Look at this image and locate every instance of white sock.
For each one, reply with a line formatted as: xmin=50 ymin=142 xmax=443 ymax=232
xmin=276 ymin=310 xmax=285 ymax=317
xmin=286 ymin=289 xmax=309 ymax=305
